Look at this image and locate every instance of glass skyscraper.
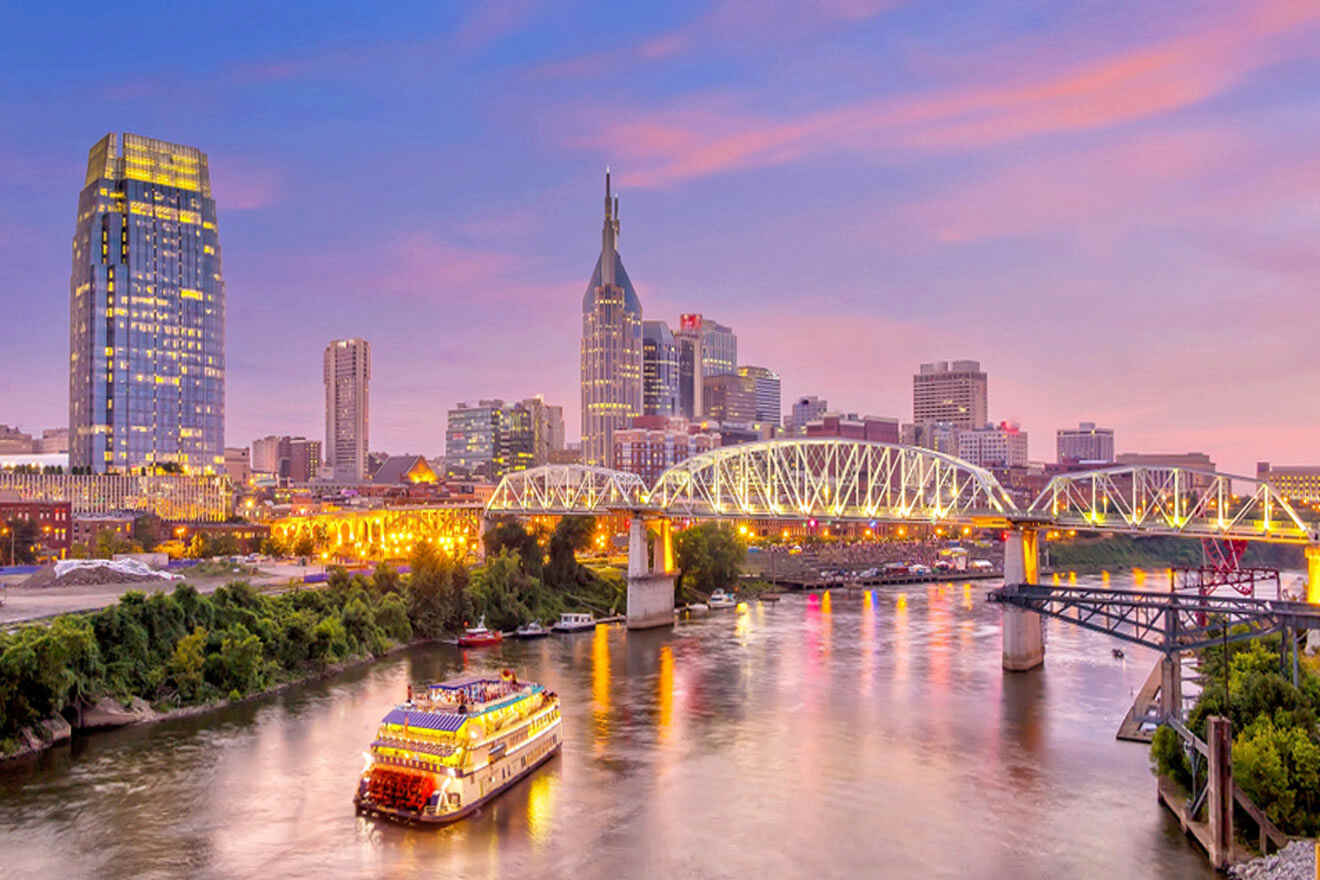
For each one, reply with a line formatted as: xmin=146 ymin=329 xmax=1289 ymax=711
xmin=580 ymin=171 xmax=642 ymax=468
xmin=642 ymin=320 xmax=679 ymax=417
xmin=69 ymin=133 xmax=225 ymax=474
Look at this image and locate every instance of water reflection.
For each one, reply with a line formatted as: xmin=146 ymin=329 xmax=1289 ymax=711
xmin=0 ymin=571 xmax=1225 ymax=880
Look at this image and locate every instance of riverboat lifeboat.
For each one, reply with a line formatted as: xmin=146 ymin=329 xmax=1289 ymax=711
xmin=551 ymin=612 xmax=596 ymax=633
xmin=458 ymin=618 xmax=502 ymax=647
xmin=354 ymin=671 xmax=563 ymax=825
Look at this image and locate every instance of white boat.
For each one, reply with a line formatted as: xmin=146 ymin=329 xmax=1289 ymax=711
xmin=551 ymin=612 xmax=596 ymax=633
xmin=685 ymin=602 xmax=709 ymax=615
xmin=515 ymin=621 xmax=550 ymax=639
xmin=708 ymin=589 xmax=736 ymax=608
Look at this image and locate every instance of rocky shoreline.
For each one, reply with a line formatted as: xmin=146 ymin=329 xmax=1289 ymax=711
xmin=1230 ymin=841 xmax=1316 ymax=880
xmin=2 ymin=636 xmax=445 ymax=763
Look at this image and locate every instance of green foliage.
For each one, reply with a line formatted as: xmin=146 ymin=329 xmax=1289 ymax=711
xmin=95 ymin=528 xmax=141 ymax=559
xmin=406 ymin=543 xmax=472 ymax=636
xmin=168 ymin=627 xmax=208 ymax=702
xmin=483 ymin=518 xmax=545 ymax=578
xmin=260 ymin=535 xmax=286 ymax=557
xmin=1150 ymin=724 xmax=1192 ymax=790
xmin=291 ymin=534 xmax=317 ymax=558
xmin=1157 ymin=633 xmax=1320 ymax=836
xmin=674 ymin=523 xmax=746 ymax=597
xmin=469 ymin=550 xmax=563 ymax=631
xmin=2 ymin=518 xmax=39 ymax=565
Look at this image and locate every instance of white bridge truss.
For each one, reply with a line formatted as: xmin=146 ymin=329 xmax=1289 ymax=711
xmin=646 ymin=439 xmax=1015 ymax=522
xmin=485 ymin=464 xmax=648 ymax=515
xmin=1026 ymin=466 xmax=1317 ymax=543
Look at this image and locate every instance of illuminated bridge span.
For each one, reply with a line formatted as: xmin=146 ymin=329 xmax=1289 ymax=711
xmin=1026 ymin=465 xmax=1318 ymax=543
xmin=484 ymin=465 xmax=648 ymax=515
xmin=645 ymin=439 xmax=1014 ymax=522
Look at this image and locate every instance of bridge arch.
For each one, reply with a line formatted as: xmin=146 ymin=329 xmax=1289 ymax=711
xmin=486 ymin=464 xmax=648 ymax=515
xmin=646 ymin=438 xmax=1016 ymax=522
xmin=1026 ymin=465 xmax=1317 ymax=542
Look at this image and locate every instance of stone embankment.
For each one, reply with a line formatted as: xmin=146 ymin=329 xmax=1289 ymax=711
xmin=1230 ymin=841 xmax=1316 ymax=880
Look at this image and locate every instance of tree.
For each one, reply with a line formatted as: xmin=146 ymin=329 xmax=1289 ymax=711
xmin=674 ymin=523 xmax=746 ymax=596
xmin=1 ymin=518 xmax=38 ymax=565
xmin=406 ymin=543 xmax=471 ymax=636
xmin=291 ymin=534 xmax=317 ymax=559
xmin=468 ymin=551 xmax=549 ymax=631
xmin=169 ymin=627 xmax=208 ymax=701
xmin=94 ymin=528 xmax=140 ymax=560
xmin=543 ymin=516 xmax=596 ymax=590
xmin=483 ymin=518 xmax=545 ymax=578
xmin=132 ymin=515 xmax=163 ymax=552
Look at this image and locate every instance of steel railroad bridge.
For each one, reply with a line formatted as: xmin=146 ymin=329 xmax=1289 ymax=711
xmin=483 ymin=438 xmax=1320 ymax=654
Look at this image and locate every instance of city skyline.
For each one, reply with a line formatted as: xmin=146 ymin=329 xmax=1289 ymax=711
xmin=4 ymin=2 xmax=1320 ymax=476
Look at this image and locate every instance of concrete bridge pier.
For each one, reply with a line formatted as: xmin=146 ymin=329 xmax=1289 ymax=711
xmin=1002 ymin=526 xmax=1044 ymax=671
xmin=627 ymin=515 xmax=675 ymax=630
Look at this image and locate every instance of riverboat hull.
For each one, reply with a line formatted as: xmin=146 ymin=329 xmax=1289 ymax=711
xmin=457 ymin=633 xmax=502 ymax=647
xmin=354 ymin=740 xmax=562 ymax=826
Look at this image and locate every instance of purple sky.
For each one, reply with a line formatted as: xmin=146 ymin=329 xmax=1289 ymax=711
xmin=3 ymin=0 xmax=1320 ymax=475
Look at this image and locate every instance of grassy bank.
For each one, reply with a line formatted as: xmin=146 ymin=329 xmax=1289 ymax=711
xmin=1045 ymin=534 xmax=1304 ymax=573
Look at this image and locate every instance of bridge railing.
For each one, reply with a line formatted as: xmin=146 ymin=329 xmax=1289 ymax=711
xmin=486 ymin=464 xmax=649 ymax=515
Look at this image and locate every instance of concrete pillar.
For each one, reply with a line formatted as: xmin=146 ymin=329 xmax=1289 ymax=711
xmin=1003 ymin=526 xmax=1044 ymax=671
xmin=628 ymin=517 xmax=648 ymax=578
xmin=1306 ymin=544 xmax=1320 ymax=604
xmin=1207 ymin=716 xmax=1234 ymax=870
xmin=1159 ymin=653 xmax=1182 ymax=721
xmin=627 ymin=515 xmax=675 ymax=630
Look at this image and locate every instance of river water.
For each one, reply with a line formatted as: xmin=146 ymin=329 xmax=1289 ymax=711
xmin=0 ymin=572 xmax=1222 ymax=879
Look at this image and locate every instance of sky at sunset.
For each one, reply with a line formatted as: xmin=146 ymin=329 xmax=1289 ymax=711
xmin=2 ymin=0 xmax=1319 ymax=476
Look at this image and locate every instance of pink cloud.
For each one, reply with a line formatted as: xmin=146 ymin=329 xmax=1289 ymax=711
xmin=559 ymin=0 xmax=1320 ymax=189
xmin=451 ymin=0 xmax=543 ymax=53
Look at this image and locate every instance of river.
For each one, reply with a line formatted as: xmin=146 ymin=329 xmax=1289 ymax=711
xmin=0 ymin=571 xmax=1222 ymax=879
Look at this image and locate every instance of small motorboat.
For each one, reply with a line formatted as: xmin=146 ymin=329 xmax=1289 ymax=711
xmin=685 ymin=602 xmax=709 ymax=615
xmin=1111 ymin=648 xmax=1125 ymax=659
xmin=515 ymin=621 xmax=550 ymax=639
xmin=458 ymin=618 xmax=502 ymax=647
xmin=708 ymin=589 xmax=736 ymax=609
xmin=551 ymin=612 xmax=597 ymax=633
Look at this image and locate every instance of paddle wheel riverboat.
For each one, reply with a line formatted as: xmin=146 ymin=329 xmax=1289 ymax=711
xmin=354 ymin=671 xmax=562 ymax=825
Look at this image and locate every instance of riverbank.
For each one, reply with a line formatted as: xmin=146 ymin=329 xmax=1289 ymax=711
xmin=2 ymin=633 xmax=442 ymax=764
xmin=1046 ymin=534 xmax=1305 ymax=573
xmin=1230 ymin=840 xmax=1316 ymax=879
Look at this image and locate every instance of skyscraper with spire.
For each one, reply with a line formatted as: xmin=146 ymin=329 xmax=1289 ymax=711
xmin=580 ymin=170 xmax=642 ymax=468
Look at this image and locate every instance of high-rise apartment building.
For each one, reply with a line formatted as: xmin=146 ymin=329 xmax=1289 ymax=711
xmin=912 ymin=360 xmax=987 ymax=430
xmin=580 ymin=171 xmax=643 ymax=467
xmin=70 ymin=133 xmax=225 ymax=474
xmin=642 ymin=321 xmax=680 ymax=417
xmin=324 ymin=339 xmax=370 ymax=481
xmin=736 ymin=366 xmax=781 ymax=424
xmin=1056 ymin=421 xmax=1115 ymax=464
xmin=674 ymin=314 xmax=738 ymax=418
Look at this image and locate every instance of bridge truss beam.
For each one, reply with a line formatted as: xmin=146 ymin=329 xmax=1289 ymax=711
xmin=486 ymin=464 xmax=649 ymax=516
xmin=646 ymin=439 xmax=1016 ymax=523
xmin=988 ymin=584 xmax=1320 ymax=655
xmin=1026 ymin=465 xmax=1316 ymax=543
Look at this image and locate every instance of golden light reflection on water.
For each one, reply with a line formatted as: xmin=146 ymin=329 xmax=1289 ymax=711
xmin=1133 ymin=567 xmax=1146 ymax=586
xmin=524 ymin=768 xmax=559 ymax=846
xmin=962 ymin=583 xmax=973 ymax=612
xmin=860 ymin=590 xmax=875 ymax=692
xmin=894 ymin=592 xmax=909 ymax=684
xmin=657 ymin=644 xmax=674 ymax=743
xmin=592 ymin=624 xmax=610 ymax=752
xmin=1068 ymin=571 xmax=1077 ymax=584
xmin=734 ymin=603 xmax=751 ymax=641
xmin=1102 ymin=569 xmax=1111 ymax=584
xmin=820 ymin=591 xmax=832 ymax=660
xmin=1051 ymin=572 xmax=1061 ymax=585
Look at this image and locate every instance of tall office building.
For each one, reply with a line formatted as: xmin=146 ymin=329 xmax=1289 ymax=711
xmin=674 ymin=314 xmax=737 ymax=418
xmin=702 ymin=374 xmax=758 ymax=423
xmin=69 ymin=133 xmax=225 ymax=474
xmin=580 ymin=171 xmax=643 ymax=467
xmin=642 ymin=321 xmax=679 ymax=417
xmin=912 ymin=360 xmax=987 ymax=430
xmin=1056 ymin=421 xmax=1114 ymax=464
xmin=519 ymin=396 xmax=566 ymax=466
xmin=445 ymin=399 xmax=535 ymax=479
xmin=737 ymin=366 xmax=781 ymax=424
xmin=324 ymin=339 xmax=370 ymax=481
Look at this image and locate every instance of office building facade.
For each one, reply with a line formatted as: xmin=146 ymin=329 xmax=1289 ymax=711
xmin=674 ymin=313 xmax=737 ymax=418
xmin=912 ymin=360 xmax=987 ymax=430
xmin=1257 ymin=462 xmax=1320 ymax=503
xmin=324 ymin=338 xmax=370 ymax=481
xmin=1056 ymin=421 xmax=1115 ymax=464
xmin=580 ymin=171 xmax=643 ymax=467
xmin=702 ymin=374 xmax=758 ymax=424
xmin=642 ymin=320 xmax=680 ymax=417
xmin=737 ymin=366 xmax=781 ymax=425
xmin=70 ymin=133 xmax=225 ymax=474
xmin=787 ymin=396 xmax=828 ymax=432
xmin=445 ymin=400 xmax=535 ymax=480
xmin=957 ymin=423 xmax=1029 ymax=468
